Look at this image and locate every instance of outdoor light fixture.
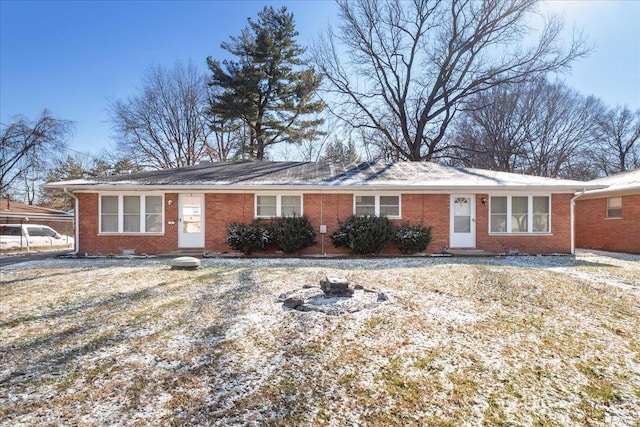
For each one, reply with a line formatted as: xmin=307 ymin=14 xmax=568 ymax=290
xmin=167 ymin=199 xmax=173 ymax=205
xmin=481 ymin=197 xmax=487 ymax=205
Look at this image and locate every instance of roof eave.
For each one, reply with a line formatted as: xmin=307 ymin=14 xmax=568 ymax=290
xmin=575 ymin=184 xmax=640 ymax=200
xmin=46 ymin=182 xmax=601 ymax=193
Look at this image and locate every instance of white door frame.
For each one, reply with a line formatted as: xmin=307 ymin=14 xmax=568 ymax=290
xmin=178 ymin=193 xmax=205 ymax=248
xmin=450 ymin=194 xmax=476 ymax=248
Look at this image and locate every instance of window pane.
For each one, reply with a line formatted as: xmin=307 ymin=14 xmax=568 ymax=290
xmin=607 ymin=197 xmax=622 ymax=218
xmin=124 ymin=196 xmax=140 ymax=214
xmin=355 ymin=195 xmax=375 ymax=216
xmin=146 ymin=196 xmax=162 ymax=214
xmin=124 ymin=215 xmax=140 ymax=232
xmin=355 ymin=196 xmax=375 ymax=206
xmin=512 ymin=197 xmax=528 ymax=214
xmin=491 ymin=215 xmax=507 ymax=232
xmin=101 ymin=215 xmax=118 ymax=233
xmin=533 ymin=197 xmax=549 ymax=213
xmin=281 ymin=195 xmax=301 ymax=216
xmin=454 ymin=216 xmax=471 ymax=233
xmin=101 ymin=196 xmax=118 ymax=214
xmin=511 ymin=214 xmax=527 ymax=232
xmin=256 ymin=196 xmax=277 ymax=217
xmin=379 ymin=196 xmax=399 ymax=206
xmin=533 ymin=214 xmax=549 ymax=232
xmin=144 ymin=196 xmax=163 ymax=232
xmin=355 ymin=205 xmax=375 ymax=216
xmin=380 ymin=196 xmax=400 ymax=216
xmin=145 ymin=214 xmax=163 ymax=232
xmin=532 ymin=197 xmax=549 ymax=232
xmin=123 ymin=196 xmax=140 ymax=232
xmin=380 ymin=205 xmax=400 ymax=216
xmin=491 ymin=197 xmax=507 ymax=214
xmin=101 ymin=196 xmax=119 ymax=232
xmin=27 ymin=227 xmax=43 ymax=236
xmin=511 ymin=197 xmax=528 ymax=232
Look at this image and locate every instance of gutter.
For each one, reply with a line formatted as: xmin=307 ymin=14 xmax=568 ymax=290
xmin=570 ymin=189 xmax=586 ymax=255
xmin=64 ymin=187 xmax=80 ymax=255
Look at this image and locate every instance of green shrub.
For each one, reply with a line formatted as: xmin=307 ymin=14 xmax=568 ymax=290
xmin=225 ymin=220 xmax=270 ymax=255
xmin=394 ymin=222 xmax=432 ymax=254
xmin=330 ymin=215 xmax=395 ymax=254
xmin=270 ymin=215 xmax=317 ymax=254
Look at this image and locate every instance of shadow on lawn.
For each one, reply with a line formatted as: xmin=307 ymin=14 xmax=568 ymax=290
xmin=0 ymin=281 xmax=172 ymax=387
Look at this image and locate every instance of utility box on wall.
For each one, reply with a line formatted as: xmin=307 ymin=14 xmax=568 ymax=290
xmin=319 ymin=225 xmax=327 ymax=234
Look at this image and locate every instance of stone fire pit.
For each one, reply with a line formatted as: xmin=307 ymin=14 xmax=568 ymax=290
xmin=278 ymin=275 xmax=389 ymax=315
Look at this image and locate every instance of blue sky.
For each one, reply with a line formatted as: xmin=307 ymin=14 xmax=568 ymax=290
xmin=1 ymin=0 xmax=639 ymax=155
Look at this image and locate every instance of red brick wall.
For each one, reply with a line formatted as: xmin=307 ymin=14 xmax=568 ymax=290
xmin=575 ymin=194 xmax=640 ymax=254
xmin=76 ymin=193 xmax=178 ymax=255
xmin=475 ymin=193 xmax=572 ymax=255
xmin=76 ymin=191 xmax=575 ymax=255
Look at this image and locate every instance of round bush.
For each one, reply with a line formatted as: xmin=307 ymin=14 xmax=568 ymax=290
xmin=270 ymin=215 xmax=317 ymax=254
xmin=226 ymin=220 xmax=271 ymax=255
xmin=395 ymin=222 xmax=433 ymax=254
xmin=330 ymin=215 xmax=395 ymax=254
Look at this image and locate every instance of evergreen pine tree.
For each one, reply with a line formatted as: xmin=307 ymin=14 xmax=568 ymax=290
xmin=207 ymin=6 xmax=324 ymax=160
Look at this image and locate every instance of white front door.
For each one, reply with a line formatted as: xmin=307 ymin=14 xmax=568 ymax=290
xmin=178 ymin=194 xmax=205 ymax=248
xmin=450 ymin=195 xmax=476 ymax=248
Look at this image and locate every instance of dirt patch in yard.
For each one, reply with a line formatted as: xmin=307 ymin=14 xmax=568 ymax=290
xmin=1 ymin=251 xmax=639 ymax=426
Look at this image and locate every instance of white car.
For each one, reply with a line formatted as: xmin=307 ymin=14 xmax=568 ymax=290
xmin=0 ymin=224 xmax=74 ymax=250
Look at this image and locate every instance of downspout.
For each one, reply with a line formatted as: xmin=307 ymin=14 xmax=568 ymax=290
xmin=570 ymin=189 xmax=586 ymax=255
xmin=64 ymin=187 xmax=80 ymax=255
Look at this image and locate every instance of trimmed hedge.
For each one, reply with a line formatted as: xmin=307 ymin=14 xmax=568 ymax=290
xmin=330 ymin=215 xmax=395 ymax=254
xmin=269 ymin=215 xmax=317 ymax=254
xmin=395 ymin=222 xmax=433 ymax=254
xmin=225 ymin=220 xmax=270 ymax=255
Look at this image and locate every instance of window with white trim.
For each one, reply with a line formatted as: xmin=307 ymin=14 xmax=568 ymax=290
xmin=354 ymin=195 xmax=400 ymax=217
xmin=606 ymin=197 xmax=622 ymax=218
xmin=100 ymin=194 xmax=164 ymax=233
xmin=489 ymin=195 xmax=550 ymax=233
xmin=255 ymin=195 xmax=302 ymax=217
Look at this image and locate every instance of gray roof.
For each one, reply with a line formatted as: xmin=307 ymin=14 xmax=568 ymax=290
xmin=45 ymin=161 xmax=600 ymax=192
xmin=579 ymin=168 xmax=640 ymax=198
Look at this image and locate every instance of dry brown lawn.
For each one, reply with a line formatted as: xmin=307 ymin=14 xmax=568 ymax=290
xmin=1 ymin=251 xmax=639 ymax=426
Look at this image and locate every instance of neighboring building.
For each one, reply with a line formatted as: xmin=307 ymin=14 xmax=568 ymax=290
xmin=574 ymin=169 xmax=640 ymax=254
xmin=44 ymin=161 xmax=598 ymax=256
xmin=0 ymin=198 xmax=74 ymax=237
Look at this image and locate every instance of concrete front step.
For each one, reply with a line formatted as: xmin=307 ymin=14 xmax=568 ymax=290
xmin=444 ymin=248 xmax=497 ymax=257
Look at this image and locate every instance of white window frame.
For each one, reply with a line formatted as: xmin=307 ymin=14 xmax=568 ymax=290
xmin=606 ymin=197 xmax=622 ymax=219
xmin=99 ymin=193 xmax=165 ymax=234
xmin=489 ymin=194 xmax=551 ymax=234
xmin=254 ymin=194 xmax=303 ymax=218
xmin=353 ymin=194 xmax=401 ymax=218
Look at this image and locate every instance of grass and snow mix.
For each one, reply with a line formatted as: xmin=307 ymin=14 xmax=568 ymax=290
xmin=1 ymin=251 xmax=639 ymax=426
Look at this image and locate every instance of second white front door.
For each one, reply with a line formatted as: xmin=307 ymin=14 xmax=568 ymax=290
xmin=450 ymin=195 xmax=476 ymax=248
xmin=178 ymin=194 xmax=205 ymax=248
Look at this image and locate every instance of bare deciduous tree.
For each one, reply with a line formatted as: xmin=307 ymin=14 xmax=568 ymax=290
xmin=521 ymin=81 xmax=601 ymax=178
xmin=109 ymin=61 xmax=212 ymax=170
xmin=592 ymin=107 xmax=640 ymax=175
xmin=314 ymin=0 xmax=590 ymax=161
xmin=450 ymin=78 xmax=601 ymax=179
xmin=1 ymin=110 xmax=73 ymax=201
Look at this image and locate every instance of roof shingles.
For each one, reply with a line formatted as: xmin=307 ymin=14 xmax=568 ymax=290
xmin=45 ymin=161 xmax=599 ymax=191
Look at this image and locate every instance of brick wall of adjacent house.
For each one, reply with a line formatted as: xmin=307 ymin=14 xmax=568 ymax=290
xmin=575 ymin=194 xmax=640 ymax=254
xmin=75 ymin=191 xmax=574 ymax=255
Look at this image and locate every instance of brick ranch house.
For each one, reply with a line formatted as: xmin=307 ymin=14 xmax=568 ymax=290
xmin=44 ymin=161 xmax=601 ymax=256
xmin=574 ymin=168 xmax=640 ymax=254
